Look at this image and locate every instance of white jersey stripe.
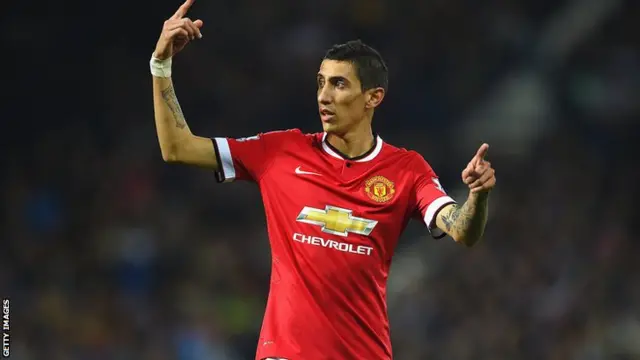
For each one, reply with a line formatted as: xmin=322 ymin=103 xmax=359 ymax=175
xmin=423 ymin=195 xmax=456 ymax=229
xmin=214 ymin=137 xmax=236 ymax=182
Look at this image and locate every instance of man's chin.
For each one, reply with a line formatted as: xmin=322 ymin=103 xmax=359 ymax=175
xmin=321 ymin=121 xmax=340 ymax=134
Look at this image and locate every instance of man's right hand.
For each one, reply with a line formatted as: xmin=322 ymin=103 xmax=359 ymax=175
xmin=153 ymin=0 xmax=203 ymax=60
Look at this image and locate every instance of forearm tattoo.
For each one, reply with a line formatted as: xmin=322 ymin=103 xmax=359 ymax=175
xmin=161 ymin=84 xmax=187 ymax=129
xmin=440 ymin=202 xmax=475 ymax=233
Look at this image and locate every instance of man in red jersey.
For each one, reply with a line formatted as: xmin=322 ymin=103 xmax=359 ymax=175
xmin=150 ymin=1 xmax=496 ymax=359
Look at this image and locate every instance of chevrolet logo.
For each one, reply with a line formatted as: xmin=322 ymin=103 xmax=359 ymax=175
xmin=296 ymin=206 xmax=378 ymax=237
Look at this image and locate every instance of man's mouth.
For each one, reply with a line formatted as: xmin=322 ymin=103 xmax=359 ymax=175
xmin=320 ymin=109 xmax=335 ymax=122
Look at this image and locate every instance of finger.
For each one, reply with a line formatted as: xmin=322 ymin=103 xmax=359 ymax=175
xmin=468 ymin=169 xmax=494 ymax=189
xmin=469 ymin=169 xmax=495 ymax=189
xmin=467 ymin=161 xmax=475 ymax=172
xmin=181 ymin=18 xmax=199 ymax=39
xmin=471 ymin=176 xmax=496 ymax=193
xmin=168 ymin=18 xmax=198 ymax=40
xmin=185 ymin=18 xmax=203 ymax=39
xmin=461 ymin=167 xmax=471 ymax=181
xmin=462 ymin=162 xmax=474 ymax=176
xmin=476 ymin=143 xmax=489 ymax=160
xmin=172 ymin=0 xmax=194 ymax=20
xmin=165 ymin=19 xmax=187 ymax=31
xmin=165 ymin=27 xmax=189 ymax=41
xmin=463 ymin=168 xmax=481 ymax=183
xmin=166 ymin=21 xmax=193 ymax=40
xmin=473 ymin=160 xmax=491 ymax=174
xmin=471 ymin=143 xmax=489 ymax=166
xmin=194 ymin=20 xmax=203 ymax=38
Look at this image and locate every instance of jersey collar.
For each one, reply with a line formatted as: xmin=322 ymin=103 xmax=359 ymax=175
xmin=321 ymin=132 xmax=383 ymax=162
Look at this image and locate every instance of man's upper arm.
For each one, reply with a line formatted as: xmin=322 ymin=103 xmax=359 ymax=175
xmin=411 ymin=153 xmax=457 ymax=239
xmin=171 ymin=135 xmax=218 ymax=169
xmin=212 ymin=129 xmax=300 ymax=183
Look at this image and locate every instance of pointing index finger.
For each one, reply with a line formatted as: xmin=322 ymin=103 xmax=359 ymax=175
xmin=474 ymin=143 xmax=489 ymax=163
xmin=172 ymin=0 xmax=194 ymax=19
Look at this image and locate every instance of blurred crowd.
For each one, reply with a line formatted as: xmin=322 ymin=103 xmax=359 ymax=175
xmin=2 ymin=0 xmax=638 ymax=359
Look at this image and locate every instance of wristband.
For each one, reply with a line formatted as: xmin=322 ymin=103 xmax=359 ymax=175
xmin=150 ymin=55 xmax=172 ymax=78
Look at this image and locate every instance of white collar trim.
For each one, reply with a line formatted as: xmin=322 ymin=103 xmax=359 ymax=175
xmin=321 ymin=133 xmax=384 ymax=162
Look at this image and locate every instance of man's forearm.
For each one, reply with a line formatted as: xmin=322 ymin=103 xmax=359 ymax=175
xmin=439 ymin=193 xmax=489 ymax=246
xmin=153 ymin=76 xmax=193 ymax=161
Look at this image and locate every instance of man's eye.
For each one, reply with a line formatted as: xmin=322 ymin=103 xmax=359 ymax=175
xmin=336 ymin=80 xmax=346 ymax=88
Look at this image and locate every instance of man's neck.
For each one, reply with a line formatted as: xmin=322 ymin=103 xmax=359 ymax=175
xmin=325 ymin=124 xmax=375 ymax=159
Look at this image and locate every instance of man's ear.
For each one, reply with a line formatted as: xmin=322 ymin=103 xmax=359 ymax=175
xmin=365 ymin=87 xmax=385 ymax=109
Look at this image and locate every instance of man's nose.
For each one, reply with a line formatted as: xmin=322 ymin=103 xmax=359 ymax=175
xmin=317 ymin=86 xmax=331 ymax=104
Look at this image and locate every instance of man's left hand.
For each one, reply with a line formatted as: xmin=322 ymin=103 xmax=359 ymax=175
xmin=462 ymin=143 xmax=496 ymax=194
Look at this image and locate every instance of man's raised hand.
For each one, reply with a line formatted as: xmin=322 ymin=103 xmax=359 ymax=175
xmin=153 ymin=0 xmax=203 ymax=60
xmin=461 ymin=143 xmax=496 ymax=194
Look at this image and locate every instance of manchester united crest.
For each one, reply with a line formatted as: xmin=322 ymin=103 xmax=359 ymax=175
xmin=364 ymin=175 xmax=396 ymax=203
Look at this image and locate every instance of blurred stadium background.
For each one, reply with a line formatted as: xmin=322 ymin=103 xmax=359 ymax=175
xmin=2 ymin=0 xmax=639 ymax=359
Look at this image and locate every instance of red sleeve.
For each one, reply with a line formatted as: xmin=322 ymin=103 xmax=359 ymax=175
xmin=212 ymin=129 xmax=300 ymax=183
xmin=411 ymin=153 xmax=457 ymax=239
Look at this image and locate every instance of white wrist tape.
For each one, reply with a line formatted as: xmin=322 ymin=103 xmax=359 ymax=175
xmin=150 ymin=55 xmax=172 ymax=78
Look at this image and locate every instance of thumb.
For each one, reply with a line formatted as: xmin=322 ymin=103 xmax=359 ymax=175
xmin=194 ymin=19 xmax=204 ymax=28
xmin=462 ymin=161 xmax=473 ymax=177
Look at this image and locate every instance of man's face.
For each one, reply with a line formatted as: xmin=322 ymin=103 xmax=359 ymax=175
xmin=317 ymin=60 xmax=369 ymax=134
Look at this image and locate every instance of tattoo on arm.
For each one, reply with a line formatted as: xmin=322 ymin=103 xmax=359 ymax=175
xmin=161 ymin=84 xmax=187 ymax=129
xmin=440 ymin=202 xmax=475 ymax=234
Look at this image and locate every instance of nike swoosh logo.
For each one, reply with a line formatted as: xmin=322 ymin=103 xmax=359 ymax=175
xmin=295 ymin=166 xmax=321 ymax=176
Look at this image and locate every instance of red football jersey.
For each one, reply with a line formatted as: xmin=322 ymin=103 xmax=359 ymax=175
xmin=212 ymin=129 xmax=456 ymax=360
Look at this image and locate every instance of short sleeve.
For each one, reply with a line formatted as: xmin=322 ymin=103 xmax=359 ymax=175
xmin=212 ymin=129 xmax=299 ymax=183
xmin=411 ymin=154 xmax=456 ymax=239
